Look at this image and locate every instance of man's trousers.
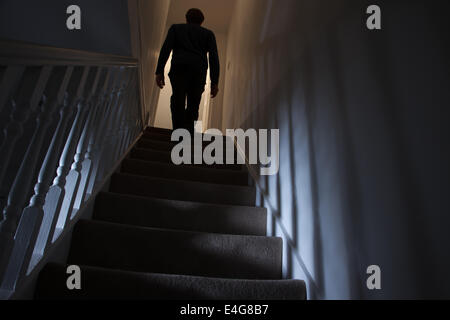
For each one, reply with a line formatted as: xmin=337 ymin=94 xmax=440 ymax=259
xmin=169 ymin=70 xmax=205 ymax=133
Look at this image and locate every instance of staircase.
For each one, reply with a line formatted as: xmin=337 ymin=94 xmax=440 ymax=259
xmin=34 ymin=127 xmax=306 ymax=300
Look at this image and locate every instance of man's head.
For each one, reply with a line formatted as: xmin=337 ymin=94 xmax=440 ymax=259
xmin=186 ymin=8 xmax=204 ymax=25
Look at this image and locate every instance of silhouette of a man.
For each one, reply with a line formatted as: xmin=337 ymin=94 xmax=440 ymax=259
xmin=155 ymin=8 xmax=220 ymax=134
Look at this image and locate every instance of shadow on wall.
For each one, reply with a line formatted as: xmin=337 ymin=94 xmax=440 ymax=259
xmin=0 ymin=0 xmax=132 ymax=56
xmin=224 ymin=0 xmax=450 ymax=299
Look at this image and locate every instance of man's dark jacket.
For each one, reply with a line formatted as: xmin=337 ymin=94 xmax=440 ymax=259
xmin=155 ymin=23 xmax=220 ymax=86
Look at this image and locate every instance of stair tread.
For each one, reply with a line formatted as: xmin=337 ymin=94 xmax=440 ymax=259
xmin=94 ymin=192 xmax=267 ymax=236
xmin=140 ymin=136 xmax=235 ymax=145
xmin=110 ymin=173 xmax=256 ymax=207
xmin=143 ymin=130 xmax=234 ymax=142
xmin=69 ymin=219 xmax=282 ymax=280
xmin=121 ymin=158 xmax=249 ymax=186
xmin=137 ymin=137 xmax=240 ymax=153
xmin=34 ymin=126 xmax=307 ymax=300
xmin=145 ymin=127 xmax=234 ymax=139
xmin=145 ymin=127 xmax=173 ymax=135
xmin=35 ymin=263 xmax=307 ymax=300
xmin=130 ymin=147 xmax=243 ymax=171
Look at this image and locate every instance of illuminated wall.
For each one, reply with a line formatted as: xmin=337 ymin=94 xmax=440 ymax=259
xmin=128 ymin=0 xmax=172 ymax=126
xmin=222 ymin=0 xmax=450 ymax=299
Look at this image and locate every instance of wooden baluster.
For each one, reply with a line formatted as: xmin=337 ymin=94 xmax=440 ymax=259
xmin=125 ymin=86 xmax=138 ymax=148
xmin=0 ymin=67 xmax=73 ymax=289
xmin=114 ymin=81 xmax=128 ymax=161
xmin=122 ymin=69 xmax=139 ymax=155
xmin=132 ymin=84 xmax=143 ymax=139
xmin=70 ymin=68 xmax=109 ymax=218
xmin=48 ymin=67 xmax=96 ymax=240
xmin=113 ymin=69 xmax=136 ymax=163
xmin=133 ymin=88 xmax=142 ymax=139
xmin=0 ymin=67 xmax=48 ymax=215
xmin=55 ymin=69 xmax=102 ymax=229
xmin=24 ymin=68 xmax=102 ymax=272
xmin=42 ymin=67 xmax=91 ymax=242
xmin=136 ymin=80 xmax=144 ymax=133
xmin=85 ymin=68 xmax=121 ymax=196
xmin=132 ymin=72 xmax=143 ymax=141
xmin=96 ymin=70 xmax=127 ymax=178
xmin=88 ymin=68 xmax=127 ymax=192
xmin=129 ymin=72 xmax=141 ymax=148
xmin=74 ymin=68 xmax=113 ymax=208
xmin=101 ymin=68 xmax=132 ymax=176
xmin=122 ymin=69 xmax=138 ymax=152
xmin=119 ymin=84 xmax=133 ymax=155
xmin=6 ymin=67 xmax=88 ymax=283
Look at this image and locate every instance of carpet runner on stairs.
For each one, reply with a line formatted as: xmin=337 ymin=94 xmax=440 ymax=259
xmin=34 ymin=127 xmax=306 ymax=300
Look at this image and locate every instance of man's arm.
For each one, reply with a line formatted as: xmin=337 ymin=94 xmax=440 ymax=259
xmin=155 ymin=25 xmax=175 ymax=88
xmin=208 ymin=31 xmax=220 ymax=98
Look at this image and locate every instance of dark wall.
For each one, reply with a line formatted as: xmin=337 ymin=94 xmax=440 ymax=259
xmin=0 ymin=0 xmax=131 ymax=56
xmin=223 ymin=0 xmax=450 ymax=299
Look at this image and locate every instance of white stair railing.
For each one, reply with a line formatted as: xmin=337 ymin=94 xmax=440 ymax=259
xmin=0 ymin=40 xmax=143 ymax=297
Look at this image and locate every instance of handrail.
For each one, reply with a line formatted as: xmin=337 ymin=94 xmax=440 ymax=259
xmin=0 ymin=40 xmax=144 ymax=298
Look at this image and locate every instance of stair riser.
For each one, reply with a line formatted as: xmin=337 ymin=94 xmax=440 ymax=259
xmin=121 ymin=159 xmax=249 ymax=186
xmin=146 ymin=127 xmax=173 ymax=135
xmin=110 ymin=174 xmax=257 ymax=207
xmin=130 ymin=148 xmax=243 ymax=171
xmin=69 ymin=221 xmax=283 ymax=280
xmin=137 ymin=138 xmax=240 ymax=157
xmin=94 ymin=193 xmax=267 ymax=236
xmin=36 ymin=264 xmax=307 ymax=300
xmin=143 ymin=131 xmax=234 ymax=142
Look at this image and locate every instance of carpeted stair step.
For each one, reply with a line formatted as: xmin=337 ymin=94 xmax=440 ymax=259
xmin=130 ymin=147 xmax=243 ymax=171
xmin=68 ymin=220 xmax=283 ymax=280
xmin=144 ymin=127 xmax=234 ymax=139
xmin=137 ymin=137 xmax=240 ymax=155
xmin=93 ymin=192 xmax=267 ymax=236
xmin=142 ymin=131 xmax=174 ymax=141
xmin=110 ymin=173 xmax=256 ymax=206
xmin=143 ymin=130 xmax=235 ymax=143
xmin=137 ymin=138 xmax=176 ymax=152
xmin=35 ymin=263 xmax=306 ymax=300
xmin=33 ymin=127 xmax=307 ymax=300
xmin=146 ymin=127 xmax=173 ymax=136
xmin=121 ymin=158 xmax=249 ymax=186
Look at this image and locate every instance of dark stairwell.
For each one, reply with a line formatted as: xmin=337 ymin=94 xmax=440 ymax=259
xmin=34 ymin=127 xmax=306 ymax=300
xmin=2 ymin=0 xmax=450 ymax=301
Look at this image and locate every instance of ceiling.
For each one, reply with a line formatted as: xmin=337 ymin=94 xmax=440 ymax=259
xmin=165 ymin=0 xmax=236 ymax=34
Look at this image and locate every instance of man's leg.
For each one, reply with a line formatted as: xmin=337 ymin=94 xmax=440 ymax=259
xmin=169 ymin=74 xmax=187 ymax=130
xmin=185 ymin=76 xmax=205 ymax=134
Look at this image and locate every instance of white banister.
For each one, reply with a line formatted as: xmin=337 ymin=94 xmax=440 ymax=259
xmin=0 ymin=67 xmax=74 ymax=289
xmin=91 ymin=68 xmax=129 ymax=189
xmin=72 ymin=69 xmax=112 ymax=216
xmin=45 ymin=67 xmax=92 ymax=242
xmin=0 ymin=40 xmax=143 ymax=297
xmin=68 ymin=68 xmax=106 ymax=219
xmin=26 ymin=67 xmax=96 ymax=270
xmin=0 ymin=67 xmax=50 ymax=215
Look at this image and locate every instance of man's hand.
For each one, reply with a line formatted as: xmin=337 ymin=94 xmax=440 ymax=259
xmin=211 ymin=84 xmax=219 ymax=98
xmin=156 ymin=74 xmax=165 ymax=89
